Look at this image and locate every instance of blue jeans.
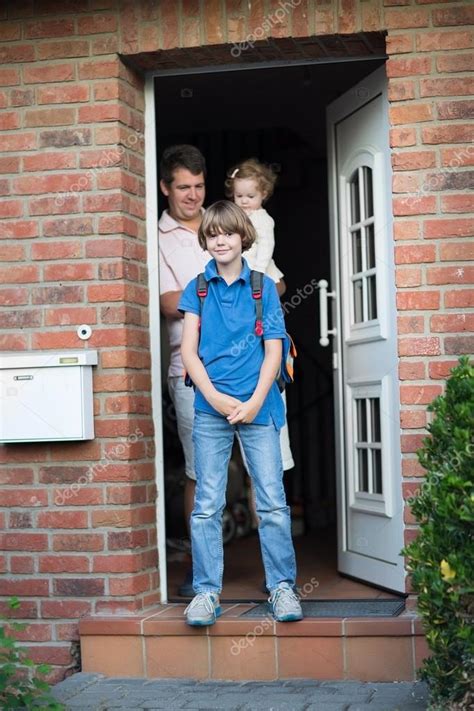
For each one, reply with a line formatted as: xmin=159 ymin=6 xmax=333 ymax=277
xmin=191 ymin=411 xmax=297 ymax=594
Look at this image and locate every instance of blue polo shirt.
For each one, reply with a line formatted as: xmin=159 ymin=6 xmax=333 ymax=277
xmin=179 ymin=258 xmax=286 ymax=429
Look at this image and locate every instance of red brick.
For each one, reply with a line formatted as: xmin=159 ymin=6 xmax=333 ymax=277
xmin=0 ymin=45 xmax=35 ymax=63
xmin=420 ymin=78 xmax=474 ymax=98
xmin=444 ymin=289 xmax=474 ymax=308
xmin=14 ymin=173 xmax=92 ymax=195
xmin=0 ymin=265 xmax=38 ymax=284
xmin=23 ymin=152 xmax=77 ymax=171
xmin=37 ymin=40 xmax=90 ymax=60
xmin=416 ymin=30 xmax=472 ymax=53
xmin=43 ymin=263 xmax=95 ymax=281
xmin=402 ymin=458 xmax=426 ymax=478
xmin=23 ymin=63 xmax=75 ymax=83
xmin=399 ymin=361 xmax=425 ymax=381
xmin=26 ymin=18 xmax=74 ymax=38
xmin=80 ymin=148 xmax=122 ymax=169
xmin=92 ymin=35 xmax=119 ymax=55
xmin=424 ymin=218 xmax=473 ymax=239
xmin=45 ymin=307 xmax=97 ymax=327
xmin=0 ymin=579 xmax=49 ymax=597
xmin=390 ymin=103 xmax=433 ymax=125
xmin=8 ymin=623 xmax=52 ymax=643
xmin=0 ymin=243 xmax=24 ymax=262
xmin=0 ymin=309 xmax=41 ymax=328
xmin=53 ymin=487 xmax=103 ymax=506
xmin=0 ymin=156 xmax=20 ymax=173
xmin=397 ymin=315 xmax=424 ymax=334
xmin=0 ymin=219 xmax=39 ymax=238
xmin=428 ymin=360 xmax=460 ymax=380
xmin=431 ymin=314 xmax=474 ymax=333
xmin=438 ymin=100 xmax=474 ymax=121
xmin=388 ymin=79 xmax=416 ymax=102
xmin=390 ymin=128 xmax=416 ymax=147
xmin=1 ymin=533 xmax=48 ymax=551
xmin=0 ymin=22 xmax=22 ymax=41
xmin=393 ymin=221 xmax=421 ymax=240
xmin=9 ymin=511 xmax=32 ymax=529
xmin=433 ymin=6 xmax=474 ymax=27
xmin=437 ymin=53 xmax=474 ymax=74
xmin=0 ymin=334 xmax=27 ymax=350
xmin=78 ymin=104 xmax=121 ymax=123
xmin=101 ymin=350 xmax=150 ymax=369
xmin=393 ymin=196 xmax=437 ymax=216
xmin=37 ymin=511 xmax=88 ymax=529
xmin=397 ymin=291 xmax=440 ymax=310
xmin=43 ymin=217 xmax=93 ymax=237
xmin=0 ymin=287 xmax=29 ymax=306
xmin=39 ymin=555 xmax=90 ymax=573
xmin=0 ymin=489 xmax=48 ymax=509
xmin=395 ymin=244 xmax=436 ymax=264
xmin=78 ymin=59 xmax=120 ymax=79
xmin=0 ymin=468 xmax=34 ymax=485
xmin=0 ymin=132 xmax=36 ymax=152
xmin=77 ymin=14 xmax=117 ymax=34
xmin=41 ymin=600 xmax=92 ymax=619
xmin=422 ymin=124 xmax=474 ymax=145
xmin=445 ymin=335 xmax=474 ymax=355
xmin=0 ymin=111 xmax=20 ymax=130
xmin=396 ymin=268 xmax=422 ymax=288
xmin=83 ymin=193 xmax=126 ymax=212
xmin=25 ymin=107 xmax=77 ymax=128
xmin=32 ymin=241 xmax=82 ymax=261
xmin=386 ymin=57 xmax=431 ymax=78
xmin=392 ymin=173 xmax=421 ymax=193
xmin=401 ymin=411 xmax=426 ymax=430
xmin=441 ymin=194 xmax=474 ymax=212
xmin=400 ymin=385 xmax=443 ymax=405
xmin=52 ymin=533 xmax=104 ymax=552
xmin=385 ymin=8 xmax=429 ymax=29
xmin=29 ymin=195 xmax=81 ymax=215
xmin=398 ymin=337 xmax=441 ymax=356
xmin=55 ymin=623 xmax=79 ymax=641
xmin=54 ymin=578 xmax=104 ymax=597
xmin=440 ymin=241 xmax=474 ymax=261
xmin=441 ymin=147 xmax=474 ymax=168
xmin=9 ymin=88 xmax=35 ymax=107
xmin=428 ymin=266 xmax=474 ymax=285
xmin=39 ymin=127 xmax=92 ymax=148
xmin=37 ymin=84 xmax=89 ymax=104
xmin=386 ymin=33 xmax=413 ymax=55
xmin=109 ymin=572 xmax=150 ymax=596
xmin=0 ymin=68 xmax=20 ymax=86
xmin=31 ymin=285 xmax=84 ymax=305
xmin=0 ymin=199 xmax=23 ymax=218
xmin=10 ymin=556 xmax=35 ymax=574
xmin=31 ymin=331 xmax=82 ymax=350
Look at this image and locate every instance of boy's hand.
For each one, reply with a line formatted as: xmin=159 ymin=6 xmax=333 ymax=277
xmin=209 ymin=392 xmax=242 ymax=417
xmin=227 ymin=397 xmax=262 ymax=425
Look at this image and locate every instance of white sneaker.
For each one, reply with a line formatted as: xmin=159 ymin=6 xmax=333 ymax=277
xmin=184 ymin=592 xmax=221 ymax=626
xmin=269 ymin=583 xmax=303 ymax=622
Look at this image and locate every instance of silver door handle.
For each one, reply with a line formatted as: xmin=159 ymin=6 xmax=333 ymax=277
xmin=318 ymin=279 xmax=336 ymax=346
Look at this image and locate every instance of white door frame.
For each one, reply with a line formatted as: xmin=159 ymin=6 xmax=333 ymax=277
xmin=144 ymin=56 xmax=387 ymax=602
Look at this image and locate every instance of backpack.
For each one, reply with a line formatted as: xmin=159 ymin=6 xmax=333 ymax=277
xmin=184 ymin=270 xmax=296 ymax=392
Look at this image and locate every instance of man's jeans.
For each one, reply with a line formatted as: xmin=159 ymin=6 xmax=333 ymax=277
xmin=191 ymin=411 xmax=297 ymax=594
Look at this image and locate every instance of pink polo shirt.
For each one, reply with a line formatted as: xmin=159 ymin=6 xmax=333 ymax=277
xmin=158 ymin=209 xmax=210 ymax=377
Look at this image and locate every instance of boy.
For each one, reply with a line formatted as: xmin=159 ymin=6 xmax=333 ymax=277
xmin=179 ymin=200 xmax=303 ymax=626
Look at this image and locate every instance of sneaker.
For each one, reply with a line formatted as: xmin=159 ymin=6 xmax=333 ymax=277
xmin=178 ymin=567 xmax=194 ymax=597
xmin=268 ymin=583 xmax=303 ymax=622
xmin=185 ymin=592 xmax=221 ymax=626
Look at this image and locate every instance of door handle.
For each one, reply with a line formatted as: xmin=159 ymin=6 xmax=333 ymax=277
xmin=318 ymin=279 xmax=336 ymax=347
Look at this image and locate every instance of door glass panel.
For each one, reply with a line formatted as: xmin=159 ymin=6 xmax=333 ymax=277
xmin=353 ymin=280 xmax=363 ymax=323
xmin=356 ymin=398 xmax=367 ymax=441
xmin=350 ymin=170 xmax=360 ymax=224
xmin=372 ymin=450 xmax=382 ymax=494
xmin=366 ymin=224 xmax=375 ymax=269
xmin=352 ymin=230 xmax=362 ymax=273
xmin=368 ymin=275 xmax=377 ymax=320
xmin=363 ymin=166 xmax=373 ymax=218
xmin=358 ymin=448 xmax=368 ymax=492
xmin=370 ymin=398 xmax=381 ymax=442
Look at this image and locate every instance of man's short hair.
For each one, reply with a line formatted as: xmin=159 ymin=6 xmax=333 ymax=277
xmin=160 ymin=144 xmax=206 ymax=185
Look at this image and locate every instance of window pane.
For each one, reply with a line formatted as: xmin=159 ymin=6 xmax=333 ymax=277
xmin=363 ymin=166 xmax=373 ymax=218
xmin=356 ymin=399 xmax=367 ymax=442
xmin=370 ymin=398 xmax=381 ymax=442
xmin=368 ymin=275 xmax=377 ymax=320
xmin=358 ymin=448 xmax=369 ymax=492
xmin=372 ymin=449 xmax=382 ymax=494
xmin=352 ymin=230 xmax=362 ymax=274
xmin=366 ymin=223 xmax=375 ymax=269
xmin=350 ymin=170 xmax=360 ymax=224
xmin=353 ymin=279 xmax=363 ymax=323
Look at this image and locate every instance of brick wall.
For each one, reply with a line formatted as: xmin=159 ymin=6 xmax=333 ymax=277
xmin=0 ymin=0 xmax=472 ymax=680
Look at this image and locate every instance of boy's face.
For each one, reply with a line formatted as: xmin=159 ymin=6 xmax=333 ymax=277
xmin=233 ymin=178 xmax=267 ymax=214
xmin=205 ymin=231 xmax=242 ymax=268
xmin=160 ymin=168 xmax=205 ymax=223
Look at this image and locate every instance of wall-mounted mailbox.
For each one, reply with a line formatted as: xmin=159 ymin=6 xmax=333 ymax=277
xmin=0 ymin=350 xmax=98 ymax=443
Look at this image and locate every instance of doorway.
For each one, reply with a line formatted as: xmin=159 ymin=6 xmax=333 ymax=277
xmin=153 ymin=57 xmax=400 ymax=602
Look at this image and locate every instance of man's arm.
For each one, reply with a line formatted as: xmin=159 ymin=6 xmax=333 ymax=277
xmin=160 ymin=291 xmax=183 ymax=319
xmin=276 ymin=279 xmax=286 ymax=297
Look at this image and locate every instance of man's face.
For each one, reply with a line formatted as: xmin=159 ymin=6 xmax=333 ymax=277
xmin=160 ymin=168 xmax=205 ymax=222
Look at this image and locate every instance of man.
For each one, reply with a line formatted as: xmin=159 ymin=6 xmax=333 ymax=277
xmin=158 ymin=145 xmax=288 ymax=596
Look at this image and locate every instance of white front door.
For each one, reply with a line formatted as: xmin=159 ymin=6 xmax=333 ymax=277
xmin=326 ymin=66 xmax=405 ymax=593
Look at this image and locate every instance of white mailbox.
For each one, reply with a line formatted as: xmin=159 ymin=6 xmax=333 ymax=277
xmin=0 ymin=350 xmax=98 ymax=443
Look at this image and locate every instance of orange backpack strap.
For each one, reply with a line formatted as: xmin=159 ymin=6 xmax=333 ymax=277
xmin=250 ymin=270 xmax=264 ymax=336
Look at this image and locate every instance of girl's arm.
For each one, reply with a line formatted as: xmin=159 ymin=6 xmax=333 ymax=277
xmin=251 ymin=212 xmax=275 ymax=273
xmin=227 ymin=338 xmax=281 ymax=425
xmin=181 ymin=312 xmax=241 ymax=416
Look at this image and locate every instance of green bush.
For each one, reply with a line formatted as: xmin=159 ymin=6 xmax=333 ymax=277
xmin=0 ymin=597 xmax=64 ymax=710
xmin=403 ymin=356 xmax=474 ymax=710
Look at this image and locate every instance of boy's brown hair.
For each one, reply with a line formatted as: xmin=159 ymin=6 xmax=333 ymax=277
xmin=198 ymin=201 xmax=257 ymax=252
xmin=225 ymin=158 xmax=277 ymax=202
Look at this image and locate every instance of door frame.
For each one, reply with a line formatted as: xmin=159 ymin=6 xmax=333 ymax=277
xmin=144 ymin=55 xmax=388 ymax=603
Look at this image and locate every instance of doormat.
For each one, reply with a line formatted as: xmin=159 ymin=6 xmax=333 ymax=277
xmin=242 ymin=598 xmax=405 ymax=618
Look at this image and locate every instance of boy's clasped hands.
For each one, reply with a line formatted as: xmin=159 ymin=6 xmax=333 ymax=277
xmin=208 ymin=390 xmax=262 ymax=424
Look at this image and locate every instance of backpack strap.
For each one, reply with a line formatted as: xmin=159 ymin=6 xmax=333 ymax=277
xmin=196 ymin=272 xmax=207 ymax=328
xmin=250 ymin=270 xmax=264 ymax=336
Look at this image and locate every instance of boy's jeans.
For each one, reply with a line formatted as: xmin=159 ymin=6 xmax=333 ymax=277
xmin=191 ymin=411 xmax=297 ymax=594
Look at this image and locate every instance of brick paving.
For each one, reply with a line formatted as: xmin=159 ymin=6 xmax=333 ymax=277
xmin=52 ymin=673 xmax=429 ymax=710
